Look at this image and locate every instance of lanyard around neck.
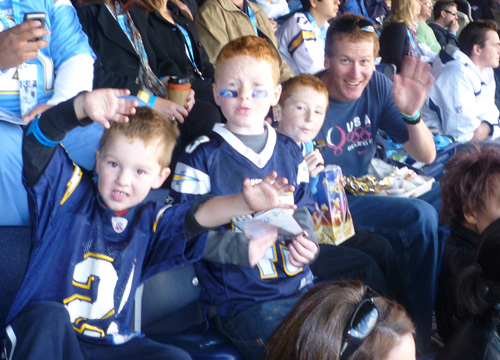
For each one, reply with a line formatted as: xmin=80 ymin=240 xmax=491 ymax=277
xmin=246 ymin=4 xmax=258 ymax=35
xmin=176 ymin=23 xmax=203 ymax=78
xmin=407 ymin=27 xmax=422 ymax=56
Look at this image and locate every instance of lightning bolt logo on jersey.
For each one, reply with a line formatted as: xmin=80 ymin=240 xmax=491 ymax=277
xmin=171 ymin=123 xmax=314 ymax=318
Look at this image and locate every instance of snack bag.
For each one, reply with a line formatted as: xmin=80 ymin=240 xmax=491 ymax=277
xmin=312 ymin=165 xmax=355 ymax=245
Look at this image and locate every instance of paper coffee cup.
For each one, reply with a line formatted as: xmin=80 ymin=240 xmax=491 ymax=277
xmin=168 ymin=76 xmax=191 ymax=106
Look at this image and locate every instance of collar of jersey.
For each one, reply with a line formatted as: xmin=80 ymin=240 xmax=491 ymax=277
xmin=213 ymin=122 xmax=277 ymax=169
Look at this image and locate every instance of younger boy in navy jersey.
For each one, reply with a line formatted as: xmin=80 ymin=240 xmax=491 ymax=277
xmin=170 ymin=36 xmax=319 ymax=360
xmin=2 ymin=89 xmax=296 ymax=360
xmin=275 ymin=74 xmax=409 ymax=317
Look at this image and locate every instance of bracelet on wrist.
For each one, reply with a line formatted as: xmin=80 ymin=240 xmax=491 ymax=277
xmin=401 ymin=109 xmax=421 ymax=125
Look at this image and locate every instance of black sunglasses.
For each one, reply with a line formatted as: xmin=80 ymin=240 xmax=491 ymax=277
xmin=339 ymin=290 xmax=379 ymax=360
xmin=443 ymin=9 xmax=458 ymax=16
xmin=331 ymin=18 xmax=376 ymax=34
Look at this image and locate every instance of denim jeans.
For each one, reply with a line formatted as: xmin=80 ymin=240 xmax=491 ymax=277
xmin=214 ymin=290 xmax=307 ymax=360
xmin=2 ymin=302 xmax=192 ymax=360
xmin=347 ymin=183 xmax=444 ymax=351
xmin=0 ymin=121 xmax=103 ymax=226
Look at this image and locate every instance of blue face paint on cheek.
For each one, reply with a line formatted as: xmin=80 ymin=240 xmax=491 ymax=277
xmin=252 ymin=90 xmax=268 ymax=98
xmin=220 ymin=89 xmax=238 ymax=98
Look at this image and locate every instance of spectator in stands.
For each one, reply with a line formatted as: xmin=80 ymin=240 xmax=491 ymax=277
xmin=1 ymin=88 xmax=295 ymax=359
xmin=429 ymin=1 xmax=459 ymax=49
xmin=264 ymin=280 xmax=416 ymax=360
xmin=275 ymin=74 xmax=409 ymax=305
xmin=380 ymin=0 xmax=435 ymax=70
xmin=194 ymin=0 xmax=294 ymax=81
xmin=339 ymin=0 xmax=375 ymax=23
xmin=72 ymin=0 xmax=219 ymax=184
xmin=251 ymin=0 xmax=290 ymax=23
xmin=171 ymin=36 xmax=319 ymax=360
xmin=437 ymin=143 xmax=500 ymax=342
xmin=422 ymin=20 xmax=500 ymax=142
xmin=417 ymin=0 xmax=442 ymax=53
xmin=317 ymin=13 xmax=441 ymax=350
xmin=468 ymin=0 xmax=495 ymax=21
xmin=144 ymin=0 xmax=216 ymax=103
xmin=436 ymin=216 xmax=500 ymax=359
xmin=0 ymin=0 xmax=95 ymax=226
xmin=365 ymin=0 xmax=392 ymax=27
xmin=276 ymin=0 xmax=340 ymax=75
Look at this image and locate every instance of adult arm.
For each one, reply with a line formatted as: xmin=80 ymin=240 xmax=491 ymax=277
xmin=417 ymin=23 xmax=442 ymax=54
xmin=430 ymin=67 xmax=497 ymax=142
xmin=47 ymin=1 xmax=95 ymax=102
xmin=195 ymin=2 xmax=231 ymax=64
xmin=365 ymin=0 xmax=391 ymax=22
xmin=392 ymin=56 xmax=436 ymax=163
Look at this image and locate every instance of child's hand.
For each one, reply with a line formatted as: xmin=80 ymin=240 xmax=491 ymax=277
xmin=248 ymin=229 xmax=278 ymax=266
xmin=287 ymin=232 xmax=318 ymax=267
xmin=305 ymin=149 xmax=325 ymax=178
xmin=242 ymin=171 xmax=297 ymax=213
xmin=76 ymin=89 xmax=137 ymax=128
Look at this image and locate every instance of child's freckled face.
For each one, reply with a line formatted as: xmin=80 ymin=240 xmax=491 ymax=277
xmin=95 ymin=133 xmax=170 ymax=212
xmin=277 ymin=86 xmax=328 ymax=144
xmin=214 ymin=55 xmax=281 ymax=135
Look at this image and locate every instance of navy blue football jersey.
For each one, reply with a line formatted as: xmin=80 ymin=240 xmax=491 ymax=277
xmin=9 ymin=146 xmax=206 ymax=345
xmin=171 ymin=123 xmax=315 ymax=318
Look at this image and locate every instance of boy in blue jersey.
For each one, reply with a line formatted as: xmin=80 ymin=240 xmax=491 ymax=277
xmin=275 ymin=73 xmax=409 ymax=319
xmin=1 ymin=88 xmax=296 ymax=360
xmin=170 ymin=36 xmax=319 ymax=360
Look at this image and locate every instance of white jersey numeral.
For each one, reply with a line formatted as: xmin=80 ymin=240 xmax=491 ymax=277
xmin=256 ymin=243 xmax=303 ymax=279
xmin=63 ymin=253 xmax=133 ymax=338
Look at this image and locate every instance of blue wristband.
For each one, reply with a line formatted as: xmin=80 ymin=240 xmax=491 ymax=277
xmin=401 ymin=110 xmax=421 ymax=125
xmin=26 ymin=116 xmax=60 ymax=147
xmin=147 ymin=95 xmax=157 ymax=108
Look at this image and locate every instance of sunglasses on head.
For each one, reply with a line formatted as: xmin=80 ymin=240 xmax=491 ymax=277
xmin=339 ymin=289 xmax=380 ymax=360
xmin=332 ymin=18 xmax=376 ymax=34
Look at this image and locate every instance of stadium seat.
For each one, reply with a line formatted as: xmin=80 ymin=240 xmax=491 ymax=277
xmin=133 ymin=264 xmax=244 ymax=360
xmin=0 ymin=226 xmax=31 ymax=326
xmin=376 ymin=62 xmax=397 ymax=80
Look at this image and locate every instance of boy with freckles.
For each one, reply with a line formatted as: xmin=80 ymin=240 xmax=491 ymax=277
xmin=171 ymin=36 xmax=319 ymax=360
xmin=275 ymin=74 xmax=408 ymax=321
xmin=2 ymin=88 xmax=295 ymax=359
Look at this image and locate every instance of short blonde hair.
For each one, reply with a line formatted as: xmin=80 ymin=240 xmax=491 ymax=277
xmin=99 ymin=107 xmax=179 ymax=168
xmin=279 ymin=74 xmax=329 ymax=107
xmin=214 ymin=35 xmax=281 ymax=85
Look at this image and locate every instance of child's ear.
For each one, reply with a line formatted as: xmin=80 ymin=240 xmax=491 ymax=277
xmin=213 ymin=83 xmax=221 ymax=106
xmin=151 ymin=167 xmax=171 ymax=189
xmin=273 ymin=104 xmax=282 ymax=123
xmin=95 ymin=150 xmax=101 ymax=174
xmin=270 ymin=83 xmax=282 ymax=107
